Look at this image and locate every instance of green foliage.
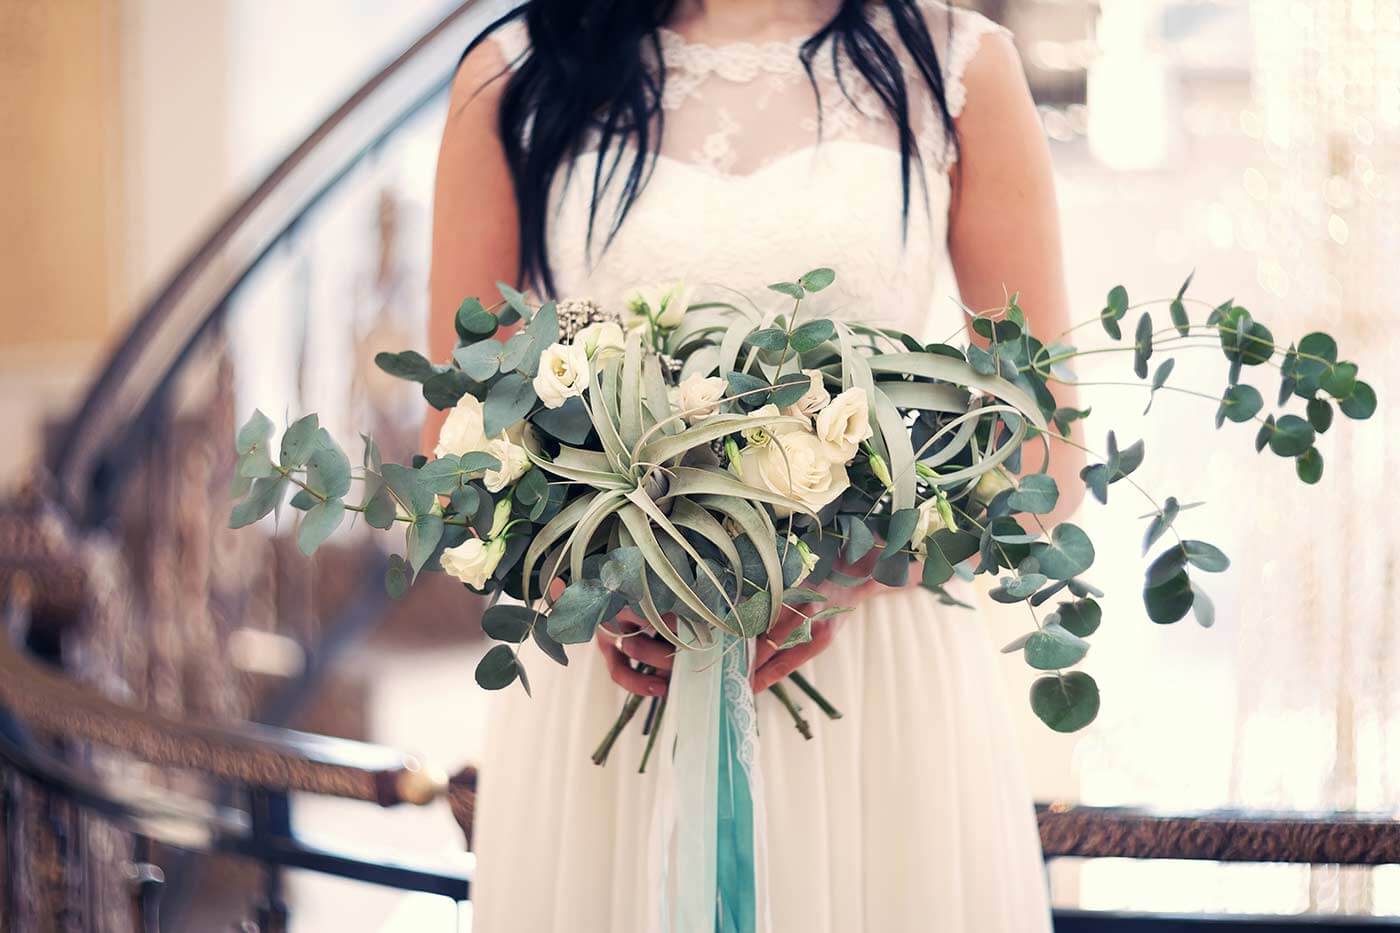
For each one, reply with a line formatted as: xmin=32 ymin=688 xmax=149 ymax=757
xmin=1030 ymin=672 xmax=1100 ymax=732
xmin=224 ymin=266 xmax=1379 ymax=743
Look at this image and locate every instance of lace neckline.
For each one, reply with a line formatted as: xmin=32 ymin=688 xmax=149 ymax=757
xmin=656 ymin=25 xmax=811 ymax=56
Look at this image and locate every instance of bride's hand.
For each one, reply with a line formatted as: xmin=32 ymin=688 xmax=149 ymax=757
xmin=750 ymin=575 xmax=883 ymax=692
xmin=596 ymin=609 xmax=672 ymax=698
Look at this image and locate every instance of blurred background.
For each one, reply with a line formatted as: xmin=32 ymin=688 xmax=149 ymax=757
xmin=0 ymin=0 xmax=1396 ymax=930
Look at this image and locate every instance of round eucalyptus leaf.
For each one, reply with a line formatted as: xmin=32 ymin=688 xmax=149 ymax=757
xmin=1268 ymin=414 xmax=1315 ymax=458
xmin=1239 ymin=322 xmax=1274 ymax=366
xmin=1008 ymin=474 xmax=1059 ymax=515
xmin=798 ymin=267 xmax=836 ymax=292
xmin=1145 ymin=545 xmax=1187 ymax=587
xmin=1182 ymin=539 xmax=1230 ymax=573
xmin=1057 ymin=598 xmax=1102 ymax=638
xmin=297 ymin=498 xmax=345 ymax=556
xmin=1143 ymin=569 xmax=1194 ymax=624
xmin=1296 ymin=446 xmax=1324 ymax=485
xmin=1218 ymin=384 xmax=1263 ymax=425
xmin=1024 ymin=622 xmax=1090 ymax=671
xmin=1190 ymin=583 xmax=1216 ymax=629
xmin=482 ymin=604 xmax=536 ymax=643
xmin=474 ymin=644 xmax=521 ymax=690
xmin=790 ymin=319 xmax=837 ymax=352
xmin=1029 ymin=523 xmax=1095 ymax=580
xmin=1339 ymin=381 xmax=1376 ymax=420
xmin=1030 ymin=672 xmax=1100 ymax=733
xmin=1320 ymin=361 xmax=1358 ymax=399
xmin=744 ymin=327 xmax=789 ymax=353
xmin=1306 ymin=397 xmax=1333 ymax=434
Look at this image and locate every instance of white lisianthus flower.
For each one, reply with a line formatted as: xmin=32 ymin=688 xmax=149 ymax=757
xmin=482 ymin=436 xmax=531 ymax=493
xmin=739 ymin=427 xmax=850 ymax=515
xmin=434 ymin=394 xmax=489 ymax=459
xmin=742 ymin=404 xmax=782 ymax=446
xmin=814 ymin=387 xmax=872 ymax=461
xmin=440 ymin=537 xmax=507 ymax=589
xmin=675 ymin=374 xmax=726 ymax=420
xmin=971 ymin=467 xmax=1017 ymax=505
xmin=573 ymin=321 xmax=624 ymax=358
xmin=911 ymin=496 xmax=949 ymax=557
xmin=783 ymin=369 xmax=831 ymax=418
xmin=533 ymin=341 xmax=591 ymax=409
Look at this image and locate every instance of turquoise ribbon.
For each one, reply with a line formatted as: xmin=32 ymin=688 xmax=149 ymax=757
xmin=662 ymin=633 xmax=761 ymax=933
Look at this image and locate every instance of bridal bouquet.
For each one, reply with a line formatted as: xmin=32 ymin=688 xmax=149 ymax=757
xmin=229 ymin=268 xmax=1376 ymax=749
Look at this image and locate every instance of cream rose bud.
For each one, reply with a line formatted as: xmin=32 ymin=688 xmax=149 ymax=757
xmin=482 ymin=436 xmax=531 ymax=493
xmin=784 ymin=369 xmax=831 ymax=418
xmin=739 ymin=428 xmax=850 ymax=515
xmin=533 ymin=342 xmax=591 ymax=409
xmin=971 ymin=467 xmax=1017 ymax=505
xmin=655 ymin=282 xmax=693 ymax=328
xmin=434 ymin=394 xmax=489 ymax=459
xmin=675 ymin=374 xmax=726 ymax=419
xmin=440 ymin=537 xmax=507 ymax=589
xmin=574 ymin=321 xmax=624 ymax=358
xmin=911 ymin=496 xmax=949 ymax=557
xmin=814 ymin=387 xmax=873 ymax=461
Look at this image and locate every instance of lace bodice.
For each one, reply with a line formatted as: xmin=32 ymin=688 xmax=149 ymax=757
xmin=487 ymin=2 xmax=1008 ymax=339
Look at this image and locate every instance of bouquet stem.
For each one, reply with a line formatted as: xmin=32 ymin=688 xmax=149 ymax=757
xmin=769 ymin=683 xmax=813 ymax=741
xmin=788 ymin=671 xmax=843 ymax=720
xmin=592 ymin=664 xmax=655 ymax=766
xmin=638 ymin=694 xmax=668 ymax=773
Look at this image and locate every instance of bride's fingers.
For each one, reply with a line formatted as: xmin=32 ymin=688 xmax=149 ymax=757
xmin=754 ymin=605 xmax=812 ymax=670
xmin=617 ymin=633 xmax=675 ymax=672
xmin=596 ymin=631 xmax=669 ymax=697
xmin=751 ymin=620 xmax=836 ymax=692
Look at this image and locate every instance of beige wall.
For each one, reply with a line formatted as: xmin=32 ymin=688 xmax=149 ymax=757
xmin=0 ymin=0 xmax=235 ymax=487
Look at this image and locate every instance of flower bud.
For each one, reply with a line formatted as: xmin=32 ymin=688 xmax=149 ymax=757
xmin=789 ymin=534 xmax=819 ymax=582
xmin=488 ymin=498 xmax=513 ymax=539
xmin=971 ymin=467 xmax=1017 ymax=505
xmin=726 ymin=436 xmax=744 ymax=480
xmin=868 ymin=452 xmax=893 ymax=489
xmin=935 ymin=492 xmax=957 ymax=532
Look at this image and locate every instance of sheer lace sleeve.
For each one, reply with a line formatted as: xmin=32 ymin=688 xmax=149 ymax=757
xmin=933 ymin=4 xmax=1013 ymax=120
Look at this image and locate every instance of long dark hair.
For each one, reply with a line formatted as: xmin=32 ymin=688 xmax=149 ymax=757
xmin=472 ymin=1 xmax=958 ymax=297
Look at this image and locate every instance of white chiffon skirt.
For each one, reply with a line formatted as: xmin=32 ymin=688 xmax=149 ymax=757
xmin=470 ymin=586 xmax=1052 ymax=932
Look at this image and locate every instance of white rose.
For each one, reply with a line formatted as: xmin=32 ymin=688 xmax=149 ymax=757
xmin=533 ymin=341 xmax=591 ymax=409
xmin=434 ymin=394 xmax=489 ymax=459
xmin=440 ymin=537 xmax=507 ymax=589
xmin=675 ymin=374 xmax=726 ymax=420
xmin=482 ymin=436 xmax=531 ymax=493
xmin=911 ymin=497 xmax=949 ymax=557
xmin=574 ymin=321 xmax=624 ymax=358
xmin=783 ymin=369 xmax=831 ymax=418
xmin=814 ymin=387 xmax=873 ymax=461
xmin=971 ymin=467 xmax=1017 ymax=505
xmin=739 ymin=427 xmax=850 ymax=515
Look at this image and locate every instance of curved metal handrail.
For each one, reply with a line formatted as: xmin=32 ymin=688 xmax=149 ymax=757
xmin=48 ymin=0 xmax=505 ymax=524
xmin=0 ymin=633 xmax=450 ymax=809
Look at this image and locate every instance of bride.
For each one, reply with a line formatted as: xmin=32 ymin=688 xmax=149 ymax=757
xmin=425 ymin=0 xmax=1079 ymax=929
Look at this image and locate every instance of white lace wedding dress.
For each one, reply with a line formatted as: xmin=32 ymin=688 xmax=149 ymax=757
xmin=470 ymin=4 xmax=1052 ymax=931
